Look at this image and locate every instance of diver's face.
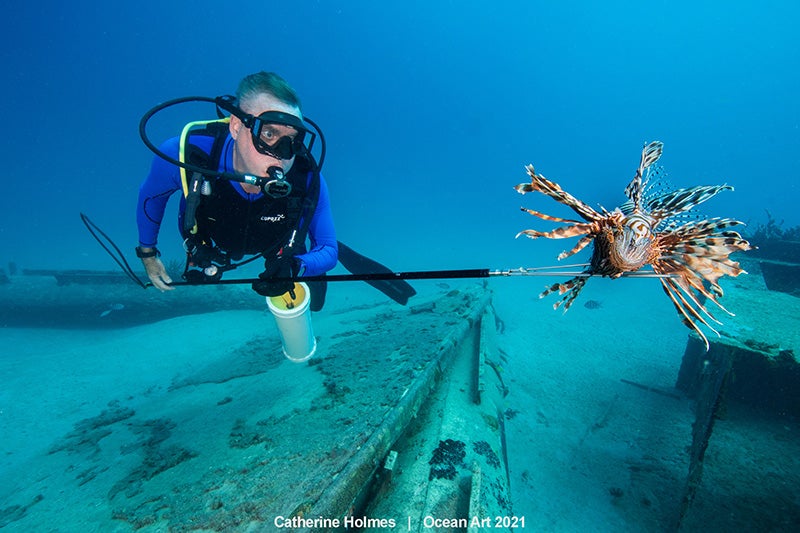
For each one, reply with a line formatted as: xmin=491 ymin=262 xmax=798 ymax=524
xmin=229 ymin=93 xmax=301 ymax=190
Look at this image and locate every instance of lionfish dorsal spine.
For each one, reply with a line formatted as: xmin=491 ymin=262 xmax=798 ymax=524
xmin=647 ymin=184 xmax=734 ymax=220
xmin=624 ymin=141 xmax=664 ymax=211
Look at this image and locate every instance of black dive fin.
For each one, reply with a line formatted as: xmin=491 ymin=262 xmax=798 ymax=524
xmin=337 ymin=241 xmax=417 ymax=305
xmin=307 ymin=280 xmax=327 ymax=312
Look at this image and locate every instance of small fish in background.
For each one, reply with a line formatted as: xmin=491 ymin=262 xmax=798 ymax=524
xmin=583 ymin=300 xmax=603 ymax=310
xmin=436 ymin=282 xmax=451 ymax=290
xmin=100 ymin=303 xmax=125 ymax=318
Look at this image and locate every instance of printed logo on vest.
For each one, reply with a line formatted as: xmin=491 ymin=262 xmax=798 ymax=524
xmin=260 ymin=214 xmax=286 ymax=223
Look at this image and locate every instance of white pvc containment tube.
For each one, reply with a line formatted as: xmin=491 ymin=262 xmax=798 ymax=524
xmin=266 ymin=282 xmax=317 ymax=363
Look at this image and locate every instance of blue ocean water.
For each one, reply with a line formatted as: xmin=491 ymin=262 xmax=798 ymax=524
xmin=1 ymin=2 xmax=800 ymax=531
xmin=1 ymin=0 xmax=797 ymax=273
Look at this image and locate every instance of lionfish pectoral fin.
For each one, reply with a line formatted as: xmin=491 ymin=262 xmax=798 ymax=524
xmin=540 ymin=276 xmax=588 ymax=312
xmin=660 ymin=278 xmax=719 ymax=351
xmin=516 ymin=229 xmax=545 ymax=239
xmin=661 ymin=269 xmax=728 ymax=324
xmin=519 ymin=207 xmax=582 ymax=224
xmin=523 ymin=165 xmax=602 ymax=222
xmin=681 ymin=275 xmax=734 ymax=320
xmin=650 ymin=218 xmax=752 ymax=342
xmin=516 ymin=223 xmax=595 ymax=240
xmin=557 ymin=234 xmax=594 ymax=260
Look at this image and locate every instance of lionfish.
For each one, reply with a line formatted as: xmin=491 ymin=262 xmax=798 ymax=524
xmin=515 ymin=141 xmax=751 ymax=349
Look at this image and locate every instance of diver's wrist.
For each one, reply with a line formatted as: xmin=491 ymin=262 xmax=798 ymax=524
xmin=135 ymin=246 xmax=160 ymax=259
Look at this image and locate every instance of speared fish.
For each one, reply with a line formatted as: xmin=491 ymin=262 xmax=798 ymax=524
xmin=515 ymin=141 xmax=752 ymax=350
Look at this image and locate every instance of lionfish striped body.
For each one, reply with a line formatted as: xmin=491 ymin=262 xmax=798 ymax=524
xmin=515 ymin=141 xmax=751 ymax=349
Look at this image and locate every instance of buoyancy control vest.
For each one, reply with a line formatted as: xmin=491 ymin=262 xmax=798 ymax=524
xmin=179 ymin=119 xmax=321 ymax=269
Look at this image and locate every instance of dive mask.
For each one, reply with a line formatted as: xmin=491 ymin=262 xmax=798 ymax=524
xmin=215 ymin=95 xmax=315 ymax=160
xmin=250 ymin=111 xmax=308 ymax=160
xmin=139 ymin=94 xmax=327 ymax=197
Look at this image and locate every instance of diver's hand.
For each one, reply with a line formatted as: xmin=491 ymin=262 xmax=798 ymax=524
xmin=252 ymin=256 xmax=299 ymax=297
xmin=142 ymin=256 xmax=174 ymax=291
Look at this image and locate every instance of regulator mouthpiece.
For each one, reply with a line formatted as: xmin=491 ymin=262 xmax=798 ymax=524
xmin=264 ymin=166 xmax=291 ymax=198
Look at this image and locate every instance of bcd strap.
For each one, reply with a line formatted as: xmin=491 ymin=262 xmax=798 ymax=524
xmin=182 ymin=172 xmax=205 ymax=234
xmin=179 ymin=119 xmax=231 ymax=234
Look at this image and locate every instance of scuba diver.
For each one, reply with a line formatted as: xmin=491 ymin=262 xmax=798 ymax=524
xmin=135 ymin=71 xmax=337 ymax=305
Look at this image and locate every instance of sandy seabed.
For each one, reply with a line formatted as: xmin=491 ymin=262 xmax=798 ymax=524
xmin=1 ymin=267 xmax=798 ymax=532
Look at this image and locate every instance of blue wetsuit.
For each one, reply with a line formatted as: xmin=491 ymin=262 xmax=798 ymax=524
xmin=136 ymin=134 xmax=337 ymax=276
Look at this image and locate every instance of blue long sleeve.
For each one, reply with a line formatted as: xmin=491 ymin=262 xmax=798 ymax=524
xmin=136 ymin=137 xmax=182 ymax=247
xmin=295 ymin=176 xmax=338 ymax=276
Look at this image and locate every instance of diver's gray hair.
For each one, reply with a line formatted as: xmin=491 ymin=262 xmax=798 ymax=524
xmin=236 ymin=71 xmax=302 ymax=112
